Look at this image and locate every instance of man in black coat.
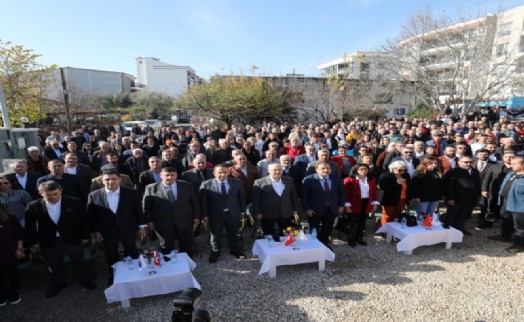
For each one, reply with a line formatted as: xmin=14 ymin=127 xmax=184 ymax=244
xmin=25 ymin=181 xmax=96 ymax=298
xmin=138 ymin=156 xmax=163 ymax=196
xmin=181 ymin=154 xmax=213 ymax=198
xmin=444 ymin=156 xmax=481 ymax=235
xmin=6 ymin=159 xmax=41 ymax=200
xmin=42 ymin=140 xmax=66 ymax=160
xmin=87 ymin=169 xmax=146 ymax=284
xmin=63 ymin=152 xmax=93 ymax=203
xmin=36 ymin=159 xmax=81 ymax=199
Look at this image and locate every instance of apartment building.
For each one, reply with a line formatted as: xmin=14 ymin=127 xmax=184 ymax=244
xmin=398 ymin=4 xmax=524 ymax=108
xmin=317 ymin=51 xmax=398 ymax=80
xmin=136 ymin=57 xmax=202 ymax=97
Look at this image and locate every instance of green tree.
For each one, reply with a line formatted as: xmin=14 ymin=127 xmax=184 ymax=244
xmin=176 ymin=76 xmax=298 ymax=126
xmin=0 ymin=39 xmax=56 ymax=126
xmin=131 ymin=91 xmax=173 ymax=119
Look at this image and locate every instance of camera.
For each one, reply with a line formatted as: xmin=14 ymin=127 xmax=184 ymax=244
xmin=172 ymin=288 xmax=211 ymax=322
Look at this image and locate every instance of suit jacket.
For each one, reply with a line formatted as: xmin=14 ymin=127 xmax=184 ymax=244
xmin=90 ymin=174 xmax=134 ymax=192
xmin=36 ymin=174 xmax=81 ymax=199
xmin=66 ymin=164 xmax=93 ymax=202
xmin=281 ymin=165 xmax=301 ymax=193
xmin=87 ymin=186 xmax=144 ymax=238
xmin=25 ymin=196 xmax=90 ymax=248
xmin=444 ymin=167 xmax=481 ymax=206
xmin=43 ymin=146 xmax=66 ymax=160
xmin=472 ymin=160 xmax=497 ymax=184
xmin=228 ymin=164 xmax=260 ymax=202
xmin=481 ymin=163 xmax=512 ymax=198
xmin=143 ymin=181 xmax=199 ymax=232
xmin=138 ymin=169 xmax=161 ymax=195
xmin=301 ymin=173 xmax=345 ymax=216
xmin=252 ymin=176 xmax=299 ymax=219
xmin=6 ymin=171 xmax=41 ymax=200
xmin=305 ymin=160 xmax=341 ymax=178
xmin=322 ymin=137 xmax=338 ymax=153
xmin=343 ymin=176 xmax=379 ymax=214
xmin=293 ymin=153 xmax=316 ymax=180
xmin=331 ymin=156 xmax=357 ymax=177
xmin=181 ymin=168 xmax=214 ymax=197
xmin=199 ymin=178 xmax=246 ymax=220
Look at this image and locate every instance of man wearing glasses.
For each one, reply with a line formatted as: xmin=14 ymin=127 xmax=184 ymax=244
xmin=391 ymin=147 xmax=420 ymax=177
xmin=443 ymin=156 xmax=481 ymax=235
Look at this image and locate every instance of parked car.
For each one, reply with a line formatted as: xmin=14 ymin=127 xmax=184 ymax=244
xmin=122 ymin=121 xmax=146 ymax=133
xmin=144 ymin=119 xmax=164 ymax=129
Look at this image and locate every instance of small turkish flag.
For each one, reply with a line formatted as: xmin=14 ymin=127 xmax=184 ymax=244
xmin=153 ymin=251 xmax=162 ymax=267
xmin=284 ymin=230 xmax=295 ymax=246
xmin=423 ymin=214 xmax=432 ymax=228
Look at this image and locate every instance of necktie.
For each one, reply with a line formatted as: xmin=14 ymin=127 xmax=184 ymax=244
xmin=479 ymin=162 xmax=485 ymax=172
xmin=323 ymin=178 xmax=330 ymax=206
xmin=198 ymin=171 xmax=205 ymax=182
xmin=221 ymin=182 xmax=227 ymax=198
xmin=167 ymin=185 xmax=176 ymax=204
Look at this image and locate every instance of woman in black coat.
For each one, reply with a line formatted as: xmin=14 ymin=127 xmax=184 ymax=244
xmin=378 ymin=160 xmax=412 ymax=225
xmin=411 ymin=157 xmax=442 ymax=219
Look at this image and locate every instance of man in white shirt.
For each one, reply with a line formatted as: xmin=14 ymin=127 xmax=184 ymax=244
xmin=252 ymin=163 xmax=299 ymax=236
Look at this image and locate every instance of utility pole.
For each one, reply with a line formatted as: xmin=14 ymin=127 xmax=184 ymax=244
xmin=60 ymin=67 xmax=73 ymax=132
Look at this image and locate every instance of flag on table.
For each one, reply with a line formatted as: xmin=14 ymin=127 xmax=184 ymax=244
xmin=153 ymin=251 xmax=162 ymax=267
xmin=423 ymin=214 xmax=432 ymax=228
xmin=284 ymin=230 xmax=295 ymax=246
xmin=138 ymin=254 xmax=147 ymax=271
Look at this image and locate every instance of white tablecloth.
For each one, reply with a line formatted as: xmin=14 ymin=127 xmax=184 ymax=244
xmin=252 ymin=236 xmax=335 ymax=277
xmin=376 ymin=222 xmax=463 ymax=254
xmin=104 ymin=252 xmax=200 ymax=305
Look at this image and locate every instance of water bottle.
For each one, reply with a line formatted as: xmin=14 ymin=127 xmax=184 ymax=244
xmin=401 ymin=217 xmax=407 ymax=228
xmin=311 ymin=228 xmax=317 ymax=240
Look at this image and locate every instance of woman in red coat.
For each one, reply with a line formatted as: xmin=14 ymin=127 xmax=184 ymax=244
xmin=343 ymin=164 xmax=380 ymax=247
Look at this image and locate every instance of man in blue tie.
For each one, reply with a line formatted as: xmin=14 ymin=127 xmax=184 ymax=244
xmin=199 ymin=164 xmax=246 ymax=263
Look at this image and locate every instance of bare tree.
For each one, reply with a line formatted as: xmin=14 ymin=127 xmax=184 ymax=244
xmin=379 ymin=4 xmax=520 ymax=113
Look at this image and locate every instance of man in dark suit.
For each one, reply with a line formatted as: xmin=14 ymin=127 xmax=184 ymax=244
xmin=64 ymin=141 xmax=90 ymax=166
xmin=322 ymin=130 xmax=338 ymax=153
xmin=37 ymin=159 xmax=81 ymax=199
xmin=181 ymin=154 xmax=213 ymax=197
xmin=293 ymin=143 xmax=317 ymax=181
xmin=25 ymin=181 xmax=96 ymax=298
xmin=42 ymin=140 xmax=66 ymax=160
xmin=279 ymin=154 xmax=301 ymax=193
xmin=64 ymin=152 xmax=93 ymax=202
xmin=6 ymin=159 xmax=41 ymax=200
xmin=306 ymin=149 xmax=341 ymax=178
xmin=444 ymin=156 xmax=481 ymax=235
xmin=138 ymin=156 xmax=163 ymax=196
xmin=200 ymin=164 xmax=246 ymax=263
xmin=252 ymin=163 xmax=299 ymax=235
xmin=301 ymin=161 xmax=345 ymax=250
xmin=143 ymin=167 xmax=200 ymax=257
xmin=472 ymin=149 xmax=497 ymax=230
xmin=87 ymin=168 xmax=146 ymax=284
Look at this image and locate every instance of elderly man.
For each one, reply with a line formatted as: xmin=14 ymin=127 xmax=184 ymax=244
xmin=305 ymin=149 xmax=341 ymax=178
xmin=257 ymin=149 xmax=279 ymax=177
xmin=91 ymin=141 xmax=111 ymax=173
xmin=125 ymin=148 xmax=149 ymax=185
xmin=25 ymin=146 xmax=50 ymax=176
xmin=499 ymin=157 xmax=524 ymax=253
xmin=43 ymin=139 xmax=66 ymax=161
xmin=211 ymin=138 xmax=233 ymax=165
xmin=252 ymin=163 xmax=299 ymax=235
xmin=181 ymin=142 xmax=201 ymax=170
xmin=181 ymin=154 xmax=214 ymax=197
xmin=229 ymin=153 xmax=259 ymax=204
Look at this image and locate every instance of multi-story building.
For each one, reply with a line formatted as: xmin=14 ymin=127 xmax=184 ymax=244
xmin=46 ymin=67 xmax=135 ymax=102
xmin=398 ymin=4 xmax=524 ymax=109
xmin=136 ymin=57 xmax=201 ymax=97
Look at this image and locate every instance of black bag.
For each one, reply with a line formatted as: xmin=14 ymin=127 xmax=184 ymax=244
xmin=398 ymin=213 xmax=418 ymax=227
xmin=334 ymin=213 xmax=352 ymax=234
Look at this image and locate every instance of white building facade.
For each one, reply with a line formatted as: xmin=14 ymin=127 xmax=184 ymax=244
xmin=317 ymin=52 xmax=398 ymax=80
xmin=136 ymin=57 xmax=201 ymax=97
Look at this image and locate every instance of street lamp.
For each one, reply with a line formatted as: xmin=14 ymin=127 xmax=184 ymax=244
xmin=19 ymin=116 xmax=29 ymax=128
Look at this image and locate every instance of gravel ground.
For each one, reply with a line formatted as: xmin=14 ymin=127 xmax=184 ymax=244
xmin=2 ymin=216 xmax=524 ymax=322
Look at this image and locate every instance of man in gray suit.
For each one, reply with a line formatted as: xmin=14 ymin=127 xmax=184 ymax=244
xmin=252 ymin=163 xmax=299 ymax=235
xmin=200 ymin=164 xmax=246 ymax=263
xmin=305 ymin=149 xmax=341 ymax=178
xmin=143 ymin=167 xmax=200 ymax=257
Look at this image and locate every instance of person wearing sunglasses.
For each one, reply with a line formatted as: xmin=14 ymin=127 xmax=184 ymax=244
xmin=443 ymin=156 xmax=481 ymax=236
xmin=378 ymin=161 xmax=412 ymax=225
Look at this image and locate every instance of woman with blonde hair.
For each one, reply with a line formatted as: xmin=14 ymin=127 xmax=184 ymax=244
xmin=378 ymin=160 xmax=412 ymax=224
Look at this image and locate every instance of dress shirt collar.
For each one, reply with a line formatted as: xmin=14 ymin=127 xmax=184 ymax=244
xmin=105 ymin=187 xmax=120 ymax=195
xmin=16 ymin=173 xmax=27 ymax=178
xmin=44 ymin=198 xmax=61 ymax=207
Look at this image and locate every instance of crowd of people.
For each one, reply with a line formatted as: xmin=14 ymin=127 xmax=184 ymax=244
xmin=1 ymin=106 xmax=524 ymax=306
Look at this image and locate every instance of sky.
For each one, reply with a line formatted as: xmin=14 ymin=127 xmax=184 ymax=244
xmin=0 ymin=0 xmax=521 ymax=79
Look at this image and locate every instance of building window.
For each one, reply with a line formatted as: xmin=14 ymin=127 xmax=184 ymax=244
xmin=498 ymin=22 xmax=512 ymax=37
xmin=496 ymin=43 xmax=508 ymax=57
xmin=520 ymin=36 xmax=524 ymax=53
